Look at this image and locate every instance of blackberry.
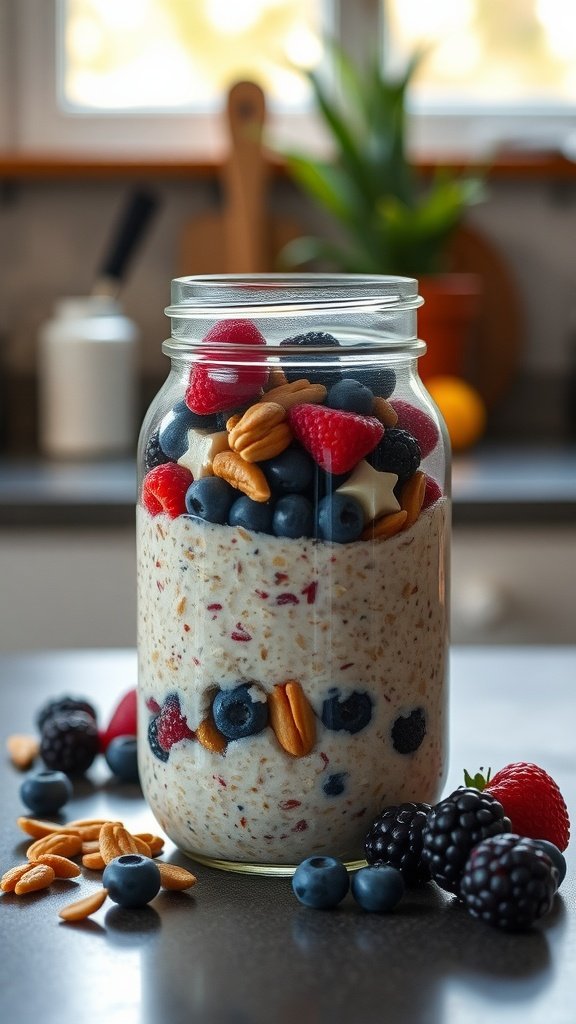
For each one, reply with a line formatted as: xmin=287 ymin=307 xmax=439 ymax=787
xmin=460 ymin=833 xmax=558 ymax=931
xmin=279 ymin=330 xmax=342 ymax=386
xmin=421 ymin=787 xmax=511 ymax=895
xmin=36 ymin=694 xmax=97 ymax=732
xmin=40 ymin=710 xmax=100 ymax=775
xmin=148 ymin=715 xmax=169 ymax=763
xmin=364 ymin=802 xmax=432 ymax=886
xmin=368 ymin=427 xmax=421 ymax=485
xmin=144 ymin=428 xmax=171 ymax=472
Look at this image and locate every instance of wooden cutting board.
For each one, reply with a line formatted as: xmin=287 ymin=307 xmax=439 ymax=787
xmin=179 ymin=81 xmax=301 ymax=275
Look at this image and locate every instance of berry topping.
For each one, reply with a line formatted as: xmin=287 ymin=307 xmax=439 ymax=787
xmin=316 ymin=492 xmax=364 ymax=543
xmin=105 ymin=736 xmax=140 ymax=784
xmin=289 ymin=404 xmax=384 ymax=475
xmin=391 ymin=707 xmax=427 ymax=754
xmin=100 ymin=688 xmax=137 ymax=752
xmin=142 ymin=463 xmax=193 ymax=518
xmin=185 ymin=476 xmax=237 ymax=524
xmin=212 ymin=683 xmax=269 ymax=741
xmin=421 ymin=474 xmax=443 ymax=510
xmin=148 ymin=716 xmax=169 ymax=762
xmin=144 ymin=428 xmax=171 ymax=472
xmin=523 ymin=839 xmax=566 ymax=887
xmin=272 ymin=494 xmax=315 ymax=539
xmin=351 ymin=865 xmax=405 ymax=913
xmin=291 ymin=855 xmax=349 ymax=909
xmin=40 ymin=710 xmax=100 ymax=776
xmin=19 ymin=769 xmax=73 ymax=815
xmin=321 ymin=688 xmax=373 ymax=734
xmin=326 ymin=378 xmax=374 ymax=415
xmin=228 ymin=495 xmax=274 ymax=534
xmin=159 ymin=400 xmax=218 ymax=459
xmin=185 ymin=319 xmax=267 ymax=414
xmin=421 ymin=788 xmax=512 ymax=895
xmin=390 ymin=400 xmax=440 ymax=458
xmin=322 ymin=772 xmax=348 ymax=797
xmin=279 ymin=331 xmax=342 ymax=386
xmin=365 ymin=803 xmax=432 ymax=885
xmin=261 ymin=447 xmax=315 ymax=496
xmin=466 ymin=762 xmax=570 ymax=853
xmin=36 ymin=695 xmax=97 ymax=732
xmin=102 ymin=854 xmax=161 ymax=909
xmin=156 ymin=694 xmax=195 ymax=752
xmin=460 ymin=834 xmax=558 ymax=931
xmin=368 ymin=427 xmax=421 ymax=484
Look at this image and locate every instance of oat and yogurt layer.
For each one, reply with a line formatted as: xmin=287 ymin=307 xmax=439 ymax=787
xmin=137 ymin=497 xmax=449 ymax=865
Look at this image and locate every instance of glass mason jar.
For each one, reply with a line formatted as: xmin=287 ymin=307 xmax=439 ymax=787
xmin=136 ymin=274 xmax=450 ymax=874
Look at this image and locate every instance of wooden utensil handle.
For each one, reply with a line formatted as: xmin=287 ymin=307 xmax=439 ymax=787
xmin=223 ymin=80 xmax=268 ymax=273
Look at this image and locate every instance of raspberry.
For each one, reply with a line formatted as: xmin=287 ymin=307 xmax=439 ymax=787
xmin=288 ymin=404 xmax=383 ymax=475
xmin=40 ymin=711 xmax=100 ymax=775
xmin=390 ymin=400 xmax=440 ymax=458
xmin=364 ymin=802 xmax=431 ymax=885
xmin=421 ymin=787 xmax=511 ymax=894
xmin=421 ymin=474 xmax=443 ymax=510
xmin=141 ymin=463 xmax=193 ymax=518
xmin=100 ymin=688 xmax=137 ymax=752
xmin=460 ymin=834 xmax=558 ymax=931
xmin=156 ymin=694 xmax=195 ymax=752
xmin=185 ymin=319 xmax=268 ymax=414
xmin=473 ymin=762 xmax=571 ymax=852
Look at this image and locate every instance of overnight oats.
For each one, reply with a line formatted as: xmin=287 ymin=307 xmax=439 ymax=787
xmin=137 ymin=275 xmax=450 ymax=873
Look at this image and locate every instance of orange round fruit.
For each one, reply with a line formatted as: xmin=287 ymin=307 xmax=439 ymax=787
xmin=425 ymin=376 xmax=486 ymax=452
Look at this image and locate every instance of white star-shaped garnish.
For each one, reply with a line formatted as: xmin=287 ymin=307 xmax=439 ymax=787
xmin=335 ymin=459 xmax=400 ymax=523
xmin=177 ymin=428 xmax=230 ymax=479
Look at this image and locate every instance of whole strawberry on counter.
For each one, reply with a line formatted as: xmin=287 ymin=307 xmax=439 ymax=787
xmin=464 ymin=762 xmax=570 ymax=852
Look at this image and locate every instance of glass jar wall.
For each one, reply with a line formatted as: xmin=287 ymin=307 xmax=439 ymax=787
xmin=136 ymin=275 xmax=450 ymax=874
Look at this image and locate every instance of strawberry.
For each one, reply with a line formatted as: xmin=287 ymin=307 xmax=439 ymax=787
xmin=288 ymin=403 xmax=384 ymax=475
xmin=465 ymin=763 xmax=570 ymax=852
xmin=156 ymin=694 xmax=195 ymax=751
xmin=142 ymin=463 xmax=192 ymax=518
xmin=390 ymin=400 xmax=440 ymax=458
xmin=185 ymin=319 xmax=268 ymax=414
xmin=100 ymin=688 xmax=137 ymax=752
xmin=421 ymin=474 xmax=443 ymax=510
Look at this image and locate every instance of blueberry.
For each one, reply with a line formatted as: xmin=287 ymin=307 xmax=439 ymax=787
xmin=261 ymin=447 xmax=314 ymax=496
xmin=368 ymin=427 xmax=421 ymax=485
xmin=228 ymin=495 xmax=274 ymax=533
xmin=326 ymin=378 xmax=374 ymax=415
xmin=272 ymin=494 xmax=314 ymax=539
xmin=321 ymin=689 xmax=373 ymax=734
xmin=37 ymin=694 xmax=97 ymax=732
xmin=524 ymin=839 xmax=566 ymax=887
xmin=322 ymin=772 xmax=348 ymax=797
xmin=314 ymin=467 xmax=351 ymax=499
xmin=105 ymin=735 xmax=140 ymax=784
xmin=316 ymin=493 xmax=364 ymax=543
xmin=292 ymin=855 xmax=349 ymax=909
xmin=353 ymin=367 xmax=397 ymax=400
xmin=148 ymin=716 xmax=169 ymax=763
xmin=102 ymin=854 xmax=161 ymax=908
xmin=212 ymin=683 xmax=269 ymax=740
xmin=185 ymin=477 xmax=236 ymax=524
xmin=159 ymin=400 xmax=218 ymax=459
xmin=19 ymin=769 xmax=73 ymax=815
xmin=351 ymin=865 xmax=405 ymax=912
xmin=279 ymin=331 xmax=342 ymax=386
xmin=391 ymin=707 xmax=426 ymax=754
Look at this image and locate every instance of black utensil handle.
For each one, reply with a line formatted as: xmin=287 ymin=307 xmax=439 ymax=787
xmin=98 ymin=188 xmax=159 ymax=283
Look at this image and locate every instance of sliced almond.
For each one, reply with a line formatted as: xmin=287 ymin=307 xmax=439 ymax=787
xmin=131 ymin=835 xmax=152 ymax=857
xmin=112 ymin=824 xmax=140 ymax=857
xmin=268 ymin=680 xmax=316 ymax=757
xmin=1 ymin=863 xmax=37 ymax=893
xmin=82 ymin=851 xmax=106 ymax=871
xmin=361 ymin=509 xmax=408 ymax=541
xmin=6 ymin=734 xmax=40 ymax=770
xmin=157 ymin=862 xmax=197 ymax=891
xmin=34 ymin=853 xmax=81 ymax=879
xmin=81 ymin=839 xmax=101 ymax=855
xmin=196 ymin=716 xmax=227 ymax=755
xmin=27 ymin=832 xmax=82 ymax=861
xmin=17 ymin=817 xmax=66 ymax=839
xmin=14 ymin=863 xmax=55 ymax=895
xmin=134 ymin=833 xmax=165 ymax=856
xmin=400 ymin=470 xmax=426 ymax=528
xmin=59 ymin=887 xmax=109 ymax=922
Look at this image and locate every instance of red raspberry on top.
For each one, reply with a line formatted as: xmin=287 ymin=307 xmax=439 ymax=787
xmin=142 ymin=463 xmax=192 ymax=518
xmin=466 ymin=762 xmax=570 ymax=852
xmin=185 ymin=318 xmax=268 ymax=414
xmin=390 ymin=399 xmax=440 ymax=458
xmin=288 ymin=403 xmax=384 ymax=475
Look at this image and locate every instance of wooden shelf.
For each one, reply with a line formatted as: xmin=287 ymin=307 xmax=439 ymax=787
xmin=1 ymin=150 xmax=575 ymax=182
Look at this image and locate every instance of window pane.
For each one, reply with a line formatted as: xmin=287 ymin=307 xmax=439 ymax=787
xmin=61 ymin=0 xmax=325 ymax=112
xmin=383 ymin=0 xmax=576 ymax=108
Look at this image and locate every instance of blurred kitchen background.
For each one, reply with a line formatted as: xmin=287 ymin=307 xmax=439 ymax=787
xmin=0 ymin=0 xmax=575 ymax=649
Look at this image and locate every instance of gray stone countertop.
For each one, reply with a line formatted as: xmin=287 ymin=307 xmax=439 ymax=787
xmin=0 ymin=445 xmax=575 ymax=526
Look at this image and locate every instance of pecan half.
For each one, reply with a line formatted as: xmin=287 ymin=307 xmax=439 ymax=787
xmin=372 ymin=396 xmax=399 ymax=427
xmin=400 ymin=470 xmax=426 ymax=528
xmin=261 ymin=378 xmax=327 ymax=410
xmin=268 ymin=680 xmax=316 ymax=757
xmin=14 ymin=863 xmax=56 ymax=895
xmin=227 ymin=402 xmax=292 ymax=462
xmin=361 ymin=509 xmax=408 ymax=541
xmin=212 ymin=451 xmax=271 ymax=502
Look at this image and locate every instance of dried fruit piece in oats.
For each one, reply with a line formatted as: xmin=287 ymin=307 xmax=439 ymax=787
xmin=14 ymin=863 xmax=56 ymax=895
xmin=59 ymin=887 xmax=109 ymax=922
xmin=157 ymin=862 xmax=197 ymax=890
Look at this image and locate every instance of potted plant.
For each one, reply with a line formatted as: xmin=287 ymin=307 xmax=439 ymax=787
xmin=280 ymin=46 xmax=485 ymax=381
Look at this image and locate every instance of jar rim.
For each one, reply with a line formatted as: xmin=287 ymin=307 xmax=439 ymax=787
xmin=165 ymin=273 xmax=422 ymax=319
